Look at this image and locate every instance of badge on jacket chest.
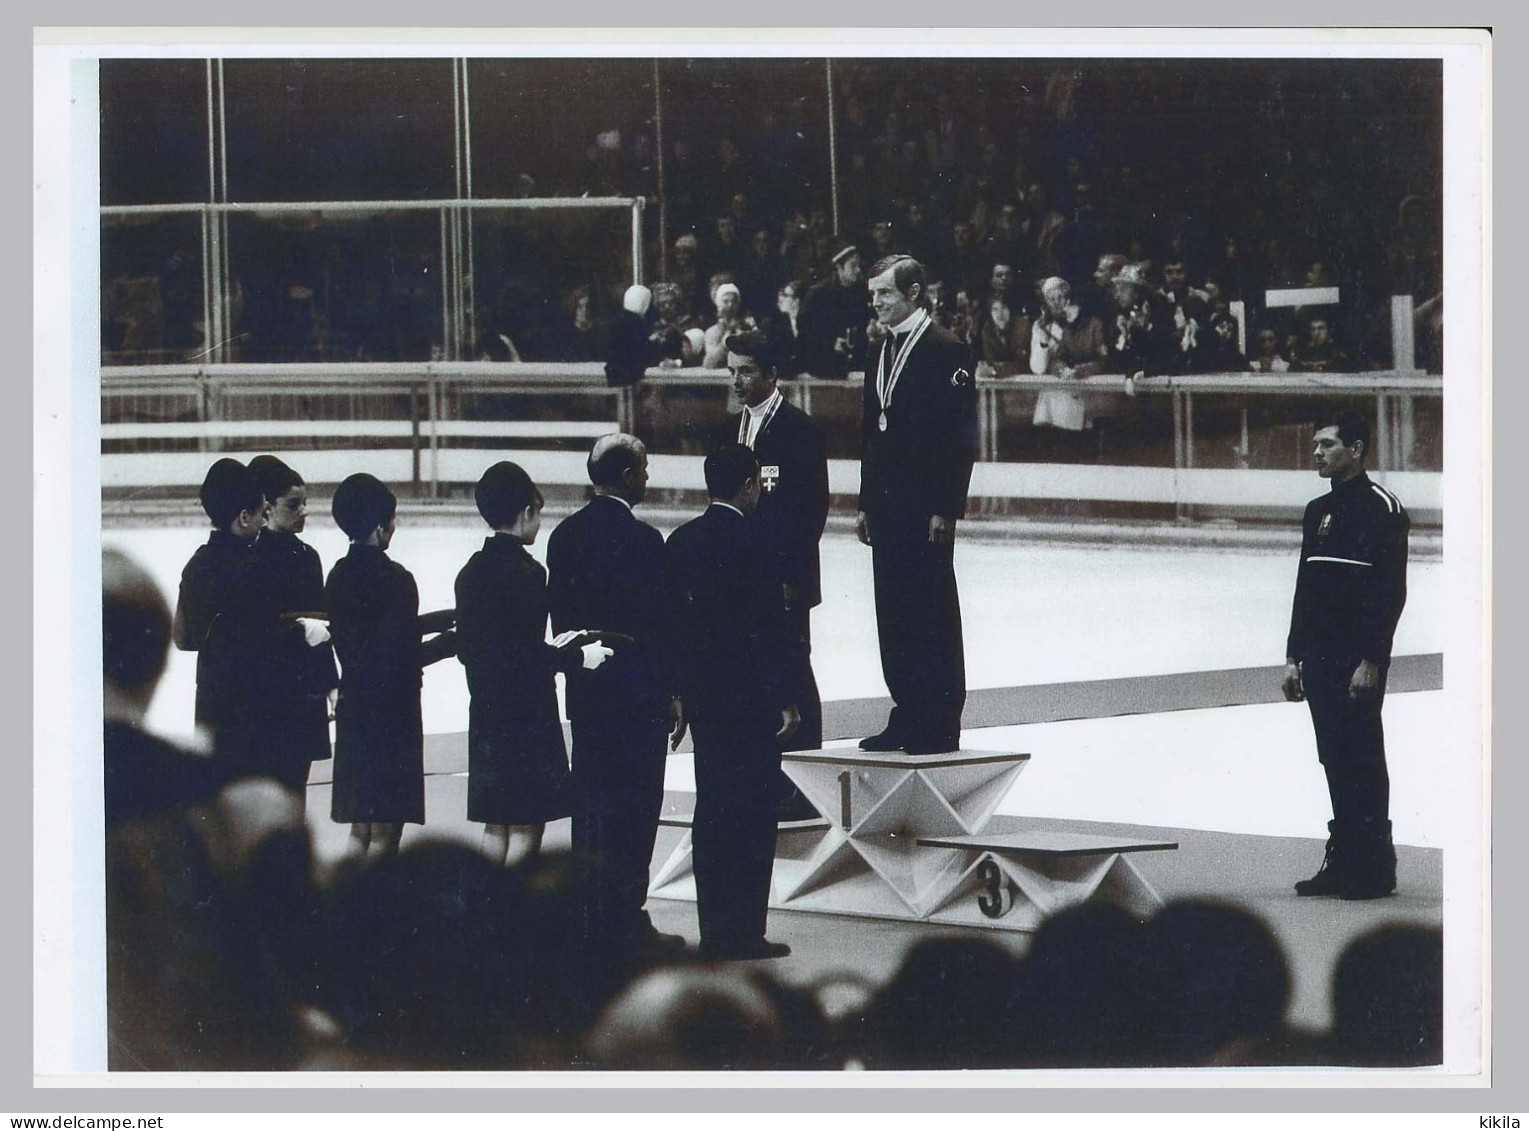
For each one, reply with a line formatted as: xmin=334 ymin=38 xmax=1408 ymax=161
xmin=761 ymin=465 xmax=780 ymax=492
xmin=1317 ymin=513 xmax=1333 ymax=538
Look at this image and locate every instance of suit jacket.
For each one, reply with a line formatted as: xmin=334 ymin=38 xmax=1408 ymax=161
xmin=859 ymin=317 xmax=978 ymax=523
xmin=546 ymin=495 xmax=673 ymax=723
xmin=731 ymin=398 xmax=830 ymax=609
xmin=665 ymin=504 xmax=797 ymax=724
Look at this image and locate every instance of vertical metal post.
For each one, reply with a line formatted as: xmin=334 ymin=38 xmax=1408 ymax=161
xmin=826 ymin=59 xmax=841 ymax=238
xmin=1184 ymin=391 xmax=1196 ymax=469
xmin=1399 ymin=394 xmax=1416 ymax=471
xmin=653 ymin=58 xmax=667 ymax=281
xmin=461 ymin=60 xmax=478 ymax=356
xmin=632 ymin=199 xmax=645 ymax=285
xmin=1391 ymin=294 xmax=1416 ymax=373
xmin=1374 ymin=393 xmax=1391 ymax=471
xmin=1238 ymin=407 xmax=1250 ymax=469
xmin=439 ymin=207 xmax=452 ymax=360
xmin=428 ymin=370 xmax=441 ymax=498
xmin=216 ymin=60 xmax=231 ymax=363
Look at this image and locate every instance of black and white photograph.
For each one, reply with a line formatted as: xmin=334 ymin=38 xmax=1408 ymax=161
xmin=32 ymin=26 xmax=1490 ymax=1091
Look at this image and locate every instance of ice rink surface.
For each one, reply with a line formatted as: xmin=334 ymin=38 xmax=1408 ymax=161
xmin=104 ymin=514 xmax=1447 ymax=847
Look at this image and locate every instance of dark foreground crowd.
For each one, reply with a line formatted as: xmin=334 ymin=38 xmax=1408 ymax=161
xmin=104 ymin=543 xmax=1440 ymax=1073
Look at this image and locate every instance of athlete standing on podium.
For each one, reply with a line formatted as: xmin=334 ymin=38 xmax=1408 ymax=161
xmin=857 ymin=255 xmax=979 ymax=756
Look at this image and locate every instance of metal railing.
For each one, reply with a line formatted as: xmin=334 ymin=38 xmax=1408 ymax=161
xmin=100 ymin=362 xmax=1443 ymax=518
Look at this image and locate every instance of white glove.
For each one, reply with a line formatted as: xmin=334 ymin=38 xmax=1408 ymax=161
xmin=580 ymin=642 xmax=615 ymax=671
xmin=297 ymin=617 xmax=331 ymax=648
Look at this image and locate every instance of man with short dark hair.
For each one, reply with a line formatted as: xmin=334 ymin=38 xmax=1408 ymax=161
xmin=546 ymin=433 xmax=686 ymax=959
xmin=725 ymin=331 xmax=830 ymax=816
xmin=1282 ymin=410 xmax=1409 ymax=900
xmin=856 ymin=254 xmax=978 ymax=755
xmin=665 ymin=443 xmax=800 ymax=959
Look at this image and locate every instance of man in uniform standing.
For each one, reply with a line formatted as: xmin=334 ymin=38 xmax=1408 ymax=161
xmin=1282 ymin=409 xmax=1409 ymax=900
xmin=856 ymin=255 xmax=978 ymax=756
xmin=724 ymin=330 xmax=830 ymax=815
xmin=546 ymin=433 xmax=686 ymax=957
xmin=801 ymin=245 xmax=868 ymax=379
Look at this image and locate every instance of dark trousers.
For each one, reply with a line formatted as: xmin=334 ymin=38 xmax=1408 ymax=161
xmin=570 ymin=717 xmax=669 ymax=945
xmin=691 ymin=713 xmax=782 ymax=946
xmin=1303 ymin=656 xmax=1391 ymax=824
xmin=782 ymin=604 xmax=823 ymax=752
xmin=870 ymin=512 xmax=967 ymax=744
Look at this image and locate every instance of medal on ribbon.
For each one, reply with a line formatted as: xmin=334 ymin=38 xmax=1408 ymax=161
xmin=875 ymin=311 xmax=931 ymax=435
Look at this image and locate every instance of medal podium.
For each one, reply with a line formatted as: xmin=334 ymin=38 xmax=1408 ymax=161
xmin=650 ymin=746 xmax=1176 ymax=931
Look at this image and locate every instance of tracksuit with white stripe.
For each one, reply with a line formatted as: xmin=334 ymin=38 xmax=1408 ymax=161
xmin=1286 ymin=471 xmax=1409 ymax=836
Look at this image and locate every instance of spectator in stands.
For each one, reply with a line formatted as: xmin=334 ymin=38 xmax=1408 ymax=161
xmin=1031 ymin=275 xmax=1109 ymax=442
xmin=1249 ymin=326 xmax=1292 ymax=372
xmin=739 ymin=228 xmax=785 ymax=320
xmin=1108 ymin=262 xmax=1173 ymax=377
xmin=703 ymin=282 xmax=757 ymax=368
xmin=800 ymin=245 xmax=868 ymax=379
xmin=972 ymin=263 xmax=1032 ymax=378
xmin=1328 ymin=925 xmax=1443 ymax=1067
xmin=1159 ymin=258 xmax=1214 ymax=374
xmin=1198 ymin=311 xmax=1248 ymax=372
xmin=105 ymin=548 xmax=320 ymax=1070
xmin=1076 ymin=252 xmax=1127 ymax=321
xmin=936 ymin=220 xmax=985 ymax=305
xmin=669 ymin=233 xmax=703 ymax=319
xmin=1291 ymin=314 xmax=1352 ymax=372
xmin=703 ymin=213 xmax=747 ymax=287
xmin=552 ymin=285 xmax=603 ymax=363
xmin=764 ymin=280 xmax=808 ymax=380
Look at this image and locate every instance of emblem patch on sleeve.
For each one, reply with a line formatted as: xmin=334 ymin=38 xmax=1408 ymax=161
xmin=951 ymin=367 xmax=972 ymax=388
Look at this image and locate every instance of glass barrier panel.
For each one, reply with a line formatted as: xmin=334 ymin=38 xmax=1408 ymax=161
xmin=101 ymin=211 xmax=208 ymax=366
xmin=225 ymin=208 xmax=444 ymax=363
xmin=466 ymin=206 xmax=635 ymax=363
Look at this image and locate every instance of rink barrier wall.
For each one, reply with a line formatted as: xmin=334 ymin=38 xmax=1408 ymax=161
xmin=100 ymin=362 xmax=1444 ymax=518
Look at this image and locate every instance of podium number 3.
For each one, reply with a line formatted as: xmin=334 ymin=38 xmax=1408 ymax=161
xmin=977 ymin=858 xmax=1012 ymax=918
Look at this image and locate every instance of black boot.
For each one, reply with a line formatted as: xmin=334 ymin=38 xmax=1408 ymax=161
xmin=1294 ymin=820 xmax=1346 ymax=896
xmin=1340 ymin=818 xmax=1397 ymax=900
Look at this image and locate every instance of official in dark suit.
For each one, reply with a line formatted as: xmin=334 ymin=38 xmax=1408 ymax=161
xmin=857 ymin=254 xmax=978 ymax=755
xmin=724 ymin=331 xmax=830 ymax=816
xmin=665 ymin=444 xmax=800 ymax=960
xmin=546 ymin=434 xmax=686 ymax=956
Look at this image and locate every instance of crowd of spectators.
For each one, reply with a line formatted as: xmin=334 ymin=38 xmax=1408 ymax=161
xmin=101 ymin=59 xmax=1443 ymax=374
xmin=107 ymin=548 xmax=1442 ymax=1074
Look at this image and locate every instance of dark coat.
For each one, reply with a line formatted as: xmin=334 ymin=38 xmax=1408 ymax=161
xmin=801 ymin=277 xmax=868 ymax=378
xmin=455 ymin=534 xmax=576 ymax=825
xmin=665 ymin=504 xmax=797 ymax=725
xmin=859 ymin=318 xmax=978 ymax=523
xmin=731 ymin=398 xmax=830 ymax=609
xmin=545 ymin=495 xmax=673 ymax=724
xmin=1287 ymin=472 xmax=1410 ymax=666
xmin=326 ymin=545 xmax=455 ymax=824
xmin=252 ymin=530 xmax=338 ymax=772
xmin=176 ymin=531 xmax=264 ymax=727
xmin=606 ymin=310 xmax=677 ymax=387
